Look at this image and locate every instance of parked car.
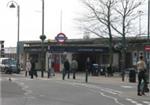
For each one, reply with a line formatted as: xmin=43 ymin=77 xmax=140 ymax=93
xmin=0 ymin=58 xmax=20 ymax=74
xmin=0 ymin=58 xmax=9 ymax=72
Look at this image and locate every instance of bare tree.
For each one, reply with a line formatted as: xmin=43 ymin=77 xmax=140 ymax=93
xmin=111 ymin=0 xmax=145 ymax=81
xmin=80 ymin=0 xmax=145 ymax=81
xmin=81 ymin=0 xmax=117 ymax=68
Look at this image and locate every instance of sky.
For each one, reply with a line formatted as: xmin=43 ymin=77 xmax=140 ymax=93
xmin=0 ymin=0 xmax=85 ymax=47
xmin=0 ymin=0 xmax=148 ymax=47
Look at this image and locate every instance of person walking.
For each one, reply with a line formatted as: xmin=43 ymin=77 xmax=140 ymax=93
xmin=85 ymin=57 xmax=91 ymax=82
xmin=25 ymin=59 xmax=31 ymax=77
xmin=136 ymin=56 xmax=147 ymax=96
xmin=30 ymin=59 xmax=38 ymax=79
xmin=85 ymin=57 xmax=91 ymax=74
xmin=71 ymin=57 xmax=78 ymax=79
xmin=51 ymin=61 xmax=55 ymax=76
xmin=63 ymin=58 xmax=70 ymax=80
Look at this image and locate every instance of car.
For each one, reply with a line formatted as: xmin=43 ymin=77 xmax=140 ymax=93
xmin=0 ymin=58 xmax=10 ymax=72
xmin=0 ymin=58 xmax=20 ymax=74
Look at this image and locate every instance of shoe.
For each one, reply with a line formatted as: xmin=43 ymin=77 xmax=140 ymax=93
xmin=137 ymin=93 xmax=142 ymax=96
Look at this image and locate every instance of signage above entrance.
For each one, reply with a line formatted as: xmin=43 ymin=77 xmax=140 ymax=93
xmin=48 ymin=45 xmax=109 ymax=53
xmin=144 ymin=45 xmax=150 ymax=51
xmin=55 ymin=33 xmax=67 ymax=44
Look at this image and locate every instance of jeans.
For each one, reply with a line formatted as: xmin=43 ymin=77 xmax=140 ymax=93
xmin=137 ymin=71 xmax=146 ymax=94
xmin=63 ymin=69 xmax=70 ymax=80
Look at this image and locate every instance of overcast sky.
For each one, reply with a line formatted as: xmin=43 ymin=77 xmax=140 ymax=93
xmin=0 ymin=0 xmax=85 ymax=47
xmin=0 ymin=0 xmax=148 ymax=47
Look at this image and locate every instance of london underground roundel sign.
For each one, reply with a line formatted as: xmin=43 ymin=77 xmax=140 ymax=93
xmin=55 ymin=33 xmax=67 ymax=44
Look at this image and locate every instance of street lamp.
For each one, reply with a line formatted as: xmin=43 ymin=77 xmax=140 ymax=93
xmin=40 ymin=0 xmax=46 ymax=78
xmin=8 ymin=1 xmax=20 ymax=73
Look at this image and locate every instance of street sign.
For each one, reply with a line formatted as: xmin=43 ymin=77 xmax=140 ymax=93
xmin=55 ymin=33 xmax=67 ymax=44
xmin=144 ymin=45 xmax=150 ymax=51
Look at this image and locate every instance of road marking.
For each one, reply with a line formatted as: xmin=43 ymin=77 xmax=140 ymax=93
xmin=24 ymin=90 xmax=32 ymax=95
xmin=121 ymin=85 xmax=133 ymax=88
xmin=99 ymin=92 xmax=125 ymax=105
xmin=143 ymin=101 xmax=150 ymax=105
xmin=56 ymin=81 xmax=122 ymax=95
xmin=26 ymin=96 xmax=35 ymax=99
xmin=126 ymin=98 xmax=143 ymax=105
xmin=22 ymin=85 xmax=29 ymax=90
xmin=13 ymin=80 xmax=33 ymax=97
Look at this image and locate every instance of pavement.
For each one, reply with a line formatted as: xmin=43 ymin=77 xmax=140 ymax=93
xmin=2 ymin=71 xmax=150 ymax=100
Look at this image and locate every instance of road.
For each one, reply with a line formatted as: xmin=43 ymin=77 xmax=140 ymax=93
xmin=0 ymin=72 xmax=150 ymax=105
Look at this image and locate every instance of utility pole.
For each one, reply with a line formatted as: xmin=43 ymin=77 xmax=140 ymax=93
xmin=9 ymin=1 xmax=20 ymax=73
xmin=40 ymin=0 xmax=46 ymax=78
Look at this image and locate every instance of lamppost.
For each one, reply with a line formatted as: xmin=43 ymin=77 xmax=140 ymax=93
xmin=8 ymin=1 xmax=20 ymax=73
xmin=40 ymin=0 xmax=46 ymax=78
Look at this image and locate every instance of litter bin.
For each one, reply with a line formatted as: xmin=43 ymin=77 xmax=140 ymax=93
xmin=92 ymin=64 xmax=99 ymax=76
xmin=129 ymin=68 xmax=136 ymax=82
xmin=100 ymin=65 xmax=107 ymax=76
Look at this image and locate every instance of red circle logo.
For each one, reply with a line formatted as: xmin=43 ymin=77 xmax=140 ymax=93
xmin=55 ymin=33 xmax=67 ymax=43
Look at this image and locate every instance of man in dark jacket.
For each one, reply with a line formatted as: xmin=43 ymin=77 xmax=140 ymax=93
xmin=63 ymin=58 xmax=70 ymax=80
xmin=30 ymin=59 xmax=38 ymax=79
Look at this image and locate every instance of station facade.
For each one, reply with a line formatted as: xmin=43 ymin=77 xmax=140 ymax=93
xmin=19 ymin=37 xmax=150 ymax=72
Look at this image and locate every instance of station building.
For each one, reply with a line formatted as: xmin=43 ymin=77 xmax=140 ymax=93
xmin=18 ymin=37 xmax=150 ymax=72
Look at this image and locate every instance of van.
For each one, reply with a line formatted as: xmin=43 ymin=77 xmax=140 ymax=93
xmin=0 ymin=58 xmax=19 ymax=74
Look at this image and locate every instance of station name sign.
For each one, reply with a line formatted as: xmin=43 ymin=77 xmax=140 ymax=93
xmin=48 ymin=45 xmax=109 ymax=53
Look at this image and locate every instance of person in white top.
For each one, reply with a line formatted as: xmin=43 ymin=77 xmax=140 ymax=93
xmin=136 ymin=56 xmax=146 ymax=96
xmin=25 ymin=59 xmax=31 ymax=77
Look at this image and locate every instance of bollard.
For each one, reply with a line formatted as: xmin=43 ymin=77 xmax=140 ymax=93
xmin=62 ymin=69 xmax=65 ymax=80
xmin=85 ymin=69 xmax=88 ymax=83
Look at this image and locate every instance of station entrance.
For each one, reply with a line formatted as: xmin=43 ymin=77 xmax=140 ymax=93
xmin=48 ymin=45 xmax=109 ymax=72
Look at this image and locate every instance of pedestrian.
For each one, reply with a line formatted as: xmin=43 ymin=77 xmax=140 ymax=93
xmin=107 ymin=65 xmax=113 ymax=77
xmin=51 ymin=61 xmax=55 ymax=76
xmin=63 ymin=58 xmax=70 ymax=80
xmin=85 ymin=57 xmax=91 ymax=74
xmin=136 ymin=56 xmax=147 ymax=96
xmin=30 ymin=59 xmax=38 ymax=79
xmin=71 ymin=57 xmax=78 ymax=79
xmin=48 ymin=60 xmax=55 ymax=78
xmin=25 ymin=59 xmax=31 ymax=77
